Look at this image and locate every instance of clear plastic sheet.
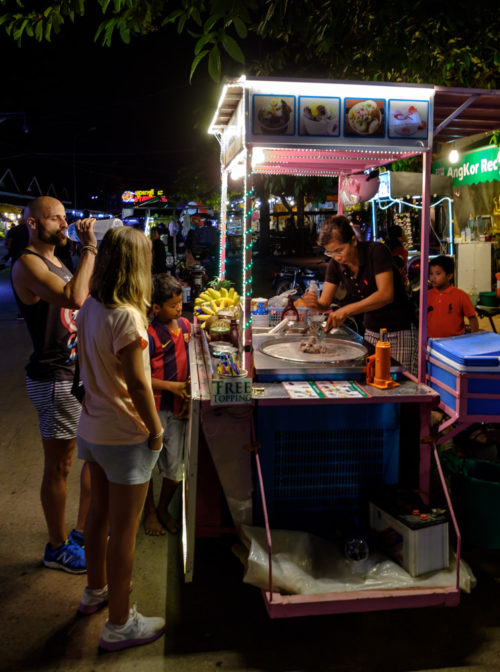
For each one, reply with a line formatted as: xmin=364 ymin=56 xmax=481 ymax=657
xmin=238 ymin=525 xmax=477 ymax=595
xmin=201 ymin=406 xmax=254 ymax=530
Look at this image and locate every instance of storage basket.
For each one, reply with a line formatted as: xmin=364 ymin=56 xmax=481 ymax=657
xmin=269 ymin=306 xmax=309 ymax=326
xmin=479 ymin=291 xmax=498 ymax=307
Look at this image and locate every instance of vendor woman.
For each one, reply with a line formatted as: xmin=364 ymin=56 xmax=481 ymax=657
xmin=303 ymin=215 xmax=417 ymax=375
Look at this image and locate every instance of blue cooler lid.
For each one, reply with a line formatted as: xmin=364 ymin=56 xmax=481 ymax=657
xmin=427 ymin=331 xmax=500 ymax=368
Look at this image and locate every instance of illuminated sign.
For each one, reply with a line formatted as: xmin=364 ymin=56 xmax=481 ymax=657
xmin=121 ymin=189 xmax=168 ymax=204
xmin=245 ymin=80 xmax=434 ymax=153
xmin=373 ymin=171 xmax=391 ymax=200
xmin=432 ymin=146 xmax=500 ymax=186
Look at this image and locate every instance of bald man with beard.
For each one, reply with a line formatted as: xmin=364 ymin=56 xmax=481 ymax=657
xmin=12 ymin=196 xmax=97 ymax=574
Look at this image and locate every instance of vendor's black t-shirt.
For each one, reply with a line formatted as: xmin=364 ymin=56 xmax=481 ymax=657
xmin=325 ymin=241 xmax=413 ymax=332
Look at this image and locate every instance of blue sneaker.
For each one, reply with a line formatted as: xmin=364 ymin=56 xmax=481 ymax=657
xmin=43 ymin=540 xmax=87 ymax=574
xmin=68 ymin=528 xmax=84 ymax=548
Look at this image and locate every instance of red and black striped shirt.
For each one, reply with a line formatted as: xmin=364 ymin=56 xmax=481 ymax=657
xmin=148 ymin=317 xmax=191 ymax=414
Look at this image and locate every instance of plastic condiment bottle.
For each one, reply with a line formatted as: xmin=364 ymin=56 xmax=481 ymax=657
xmin=374 ymin=328 xmax=391 ymax=380
xmin=307 ymin=280 xmax=320 ymax=318
xmin=281 ymin=295 xmax=299 ymax=322
xmin=495 ymin=273 xmax=500 ymax=300
xmin=308 ymin=280 xmax=320 ymax=299
xmin=229 ymin=319 xmax=239 ymax=349
xmin=466 ymin=213 xmax=474 ymax=242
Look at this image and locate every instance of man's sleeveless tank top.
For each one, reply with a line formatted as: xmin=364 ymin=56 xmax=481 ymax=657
xmin=14 ymin=250 xmax=77 ymax=381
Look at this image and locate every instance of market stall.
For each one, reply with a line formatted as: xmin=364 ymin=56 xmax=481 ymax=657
xmin=180 ymin=78 xmax=500 ymax=618
xmin=432 ymin=136 xmax=500 ymax=298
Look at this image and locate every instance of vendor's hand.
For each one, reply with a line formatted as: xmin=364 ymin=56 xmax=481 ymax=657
xmin=325 ymin=307 xmax=350 ymax=331
xmin=302 ymin=290 xmax=320 ymax=310
xmin=171 ymin=381 xmax=190 ymax=400
xmin=74 ymin=218 xmax=97 ymax=248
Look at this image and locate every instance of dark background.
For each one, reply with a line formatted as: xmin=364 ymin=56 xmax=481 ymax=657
xmin=0 ymin=12 xmax=228 ymax=206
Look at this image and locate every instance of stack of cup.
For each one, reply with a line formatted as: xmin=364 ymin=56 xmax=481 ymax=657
xmin=251 ymin=297 xmax=269 ymax=327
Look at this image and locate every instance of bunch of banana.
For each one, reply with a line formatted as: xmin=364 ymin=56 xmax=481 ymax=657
xmin=194 ymin=287 xmax=241 ymax=328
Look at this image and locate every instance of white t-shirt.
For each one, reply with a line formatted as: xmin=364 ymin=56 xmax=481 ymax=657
xmin=76 ymin=297 xmax=151 ymax=445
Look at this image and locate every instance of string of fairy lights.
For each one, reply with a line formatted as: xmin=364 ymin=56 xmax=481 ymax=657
xmin=219 ymin=149 xmax=423 ymax=334
xmin=243 ymin=183 xmax=257 ymax=330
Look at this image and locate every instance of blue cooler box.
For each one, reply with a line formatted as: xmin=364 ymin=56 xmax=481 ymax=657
xmin=427 ymin=331 xmax=500 ymax=415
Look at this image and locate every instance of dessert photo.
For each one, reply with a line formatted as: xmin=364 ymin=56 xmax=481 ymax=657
xmin=299 ymin=97 xmax=340 ymax=136
xmin=388 ymin=100 xmax=428 ymax=138
xmin=345 ymin=98 xmax=385 ymax=136
xmin=253 ymin=95 xmax=295 ymax=135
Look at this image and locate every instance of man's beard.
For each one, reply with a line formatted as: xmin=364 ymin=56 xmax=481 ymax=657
xmin=37 ymin=222 xmax=67 ymax=247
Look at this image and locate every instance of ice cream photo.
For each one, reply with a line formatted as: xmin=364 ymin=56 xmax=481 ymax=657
xmin=254 ymin=96 xmax=294 ymax=134
xmin=388 ymin=101 xmax=428 ymax=138
xmin=345 ymin=99 xmax=384 ymax=136
xmin=300 ymin=98 xmax=339 ymax=136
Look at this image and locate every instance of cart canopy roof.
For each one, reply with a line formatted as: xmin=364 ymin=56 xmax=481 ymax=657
xmin=208 ymin=77 xmax=500 ymax=177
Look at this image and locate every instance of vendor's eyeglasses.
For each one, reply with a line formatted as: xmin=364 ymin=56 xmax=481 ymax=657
xmin=323 ymin=248 xmax=344 ymax=258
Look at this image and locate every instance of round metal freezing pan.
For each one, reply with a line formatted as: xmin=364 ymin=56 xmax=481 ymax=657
xmin=259 ymin=335 xmax=367 ymax=364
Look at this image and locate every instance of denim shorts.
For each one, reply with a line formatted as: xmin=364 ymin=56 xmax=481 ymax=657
xmin=157 ymin=410 xmax=187 ymax=481
xmin=77 ymin=436 xmax=161 ymax=485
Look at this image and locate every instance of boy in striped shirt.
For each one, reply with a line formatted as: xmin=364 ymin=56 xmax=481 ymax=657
xmin=144 ymin=274 xmax=191 ymax=535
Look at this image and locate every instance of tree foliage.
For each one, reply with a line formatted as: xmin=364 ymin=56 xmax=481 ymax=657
xmin=0 ymin=0 xmax=498 ymax=87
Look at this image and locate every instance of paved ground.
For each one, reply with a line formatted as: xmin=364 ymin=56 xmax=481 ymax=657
xmin=1 ymin=256 xmax=500 ymax=672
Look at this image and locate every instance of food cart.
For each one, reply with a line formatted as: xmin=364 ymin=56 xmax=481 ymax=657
xmin=179 ymin=78 xmax=500 ymax=618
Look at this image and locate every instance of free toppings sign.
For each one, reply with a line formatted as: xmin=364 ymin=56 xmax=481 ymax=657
xmin=211 ymin=378 xmax=252 ymax=405
xmin=433 ymin=145 xmax=500 ymax=186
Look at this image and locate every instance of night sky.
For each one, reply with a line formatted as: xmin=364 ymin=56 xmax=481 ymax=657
xmin=0 ymin=13 xmax=229 ymax=207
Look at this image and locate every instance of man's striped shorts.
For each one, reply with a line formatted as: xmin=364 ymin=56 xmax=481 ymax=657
xmin=26 ymin=377 xmax=81 ymax=440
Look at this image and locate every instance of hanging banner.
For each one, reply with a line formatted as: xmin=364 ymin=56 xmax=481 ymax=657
xmin=432 ymin=145 xmax=500 ymax=187
xmin=245 ymin=80 xmax=434 ymax=152
xmin=222 ymin=98 xmax=245 ymax=167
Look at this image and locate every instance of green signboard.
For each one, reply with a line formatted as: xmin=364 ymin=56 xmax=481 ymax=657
xmin=432 ymin=145 xmax=500 ymax=187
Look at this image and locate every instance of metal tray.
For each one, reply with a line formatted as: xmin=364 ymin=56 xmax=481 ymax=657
xmin=259 ymin=335 xmax=367 ymax=365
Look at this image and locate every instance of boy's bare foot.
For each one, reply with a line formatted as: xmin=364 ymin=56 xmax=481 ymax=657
xmin=158 ymin=511 xmax=179 ymax=535
xmin=143 ymin=511 xmax=166 ymax=536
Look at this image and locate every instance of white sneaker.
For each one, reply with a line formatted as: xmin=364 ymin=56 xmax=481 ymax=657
xmin=99 ymin=604 xmax=165 ymax=651
xmin=78 ymin=585 xmax=109 ymax=615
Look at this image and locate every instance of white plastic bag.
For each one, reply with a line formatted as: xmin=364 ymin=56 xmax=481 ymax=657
xmin=238 ymin=525 xmax=477 ymax=595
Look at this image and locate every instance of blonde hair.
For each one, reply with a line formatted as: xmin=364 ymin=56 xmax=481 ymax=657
xmin=90 ymin=226 xmax=152 ymax=325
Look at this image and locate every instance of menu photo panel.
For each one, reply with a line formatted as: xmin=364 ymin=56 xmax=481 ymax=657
xmin=252 ymin=94 xmax=296 ymax=136
xmin=387 ymin=99 xmax=429 ymax=140
xmin=298 ymin=96 xmax=341 ymax=137
xmin=344 ymin=98 xmax=386 ymax=137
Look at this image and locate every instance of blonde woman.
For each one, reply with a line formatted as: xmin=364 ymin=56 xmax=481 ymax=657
xmin=75 ymin=227 xmax=165 ymax=651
